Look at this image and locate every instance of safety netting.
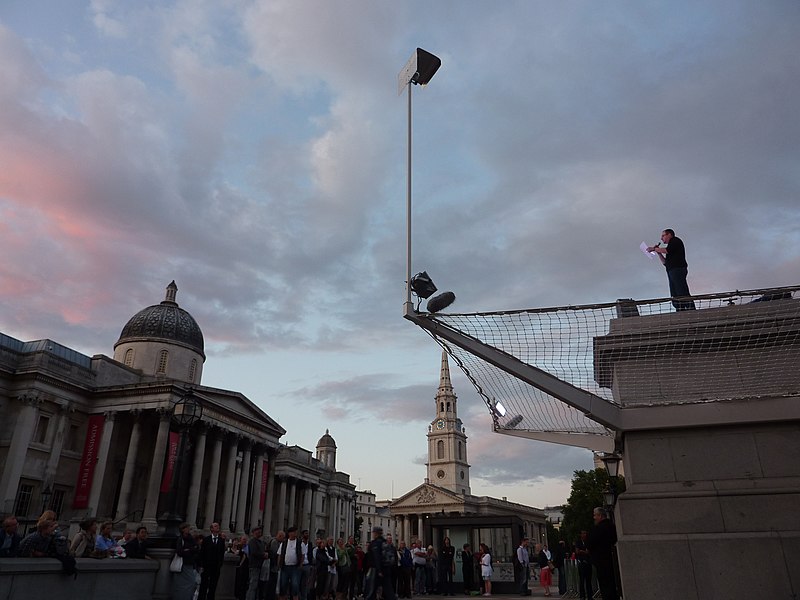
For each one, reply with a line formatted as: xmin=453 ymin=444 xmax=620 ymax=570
xmin=413 ymin=286 xmax=800 ymax=441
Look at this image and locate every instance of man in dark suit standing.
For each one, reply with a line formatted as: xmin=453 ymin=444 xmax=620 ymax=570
xmin=199 ymin=522 xmax=227 ymax=600
xmin=587 ymin=508 xmax=619 ymax=600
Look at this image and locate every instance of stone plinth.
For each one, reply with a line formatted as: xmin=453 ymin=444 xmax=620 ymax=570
xmin=594 ymin=299 xmax=800 ymax=600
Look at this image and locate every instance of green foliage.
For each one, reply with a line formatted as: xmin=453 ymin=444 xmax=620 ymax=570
xmin=546 ymin=521 xmax=561 ymax=548
xmin=560 ymin=468 xmax=625 ymax=546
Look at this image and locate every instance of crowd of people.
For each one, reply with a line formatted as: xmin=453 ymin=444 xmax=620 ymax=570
xmin=1 ymin=506 xmax=618 ymax=600
xmin=513 ymin=507 xmax=619 ymax=600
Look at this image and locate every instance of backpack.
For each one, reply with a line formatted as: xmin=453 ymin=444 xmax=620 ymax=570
xmin=381 ymin=541 xmax=397 ymax=567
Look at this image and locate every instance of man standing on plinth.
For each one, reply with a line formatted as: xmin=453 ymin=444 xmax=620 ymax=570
xmin=647 ymin=228 xmax=696 ymax=311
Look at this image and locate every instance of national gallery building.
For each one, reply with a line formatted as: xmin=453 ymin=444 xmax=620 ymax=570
xmin=0 ymin=282 xmax=356 ymax=538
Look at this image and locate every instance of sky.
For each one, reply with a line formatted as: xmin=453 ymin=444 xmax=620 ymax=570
xmin=1 ymin=1 xmax=799 ymax=508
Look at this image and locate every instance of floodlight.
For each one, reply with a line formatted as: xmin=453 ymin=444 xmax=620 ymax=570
xmin=410 ymin=271 xmax=438 ymax=299
xmin=493 ymin=399 xmax=507 ymax=417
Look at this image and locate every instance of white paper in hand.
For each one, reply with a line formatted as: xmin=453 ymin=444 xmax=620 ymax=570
xmin=640 ymin=241 xmax=657 ymax=259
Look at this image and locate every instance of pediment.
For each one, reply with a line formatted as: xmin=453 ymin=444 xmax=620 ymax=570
xmin=194 ymin=386 xmax=286 ymax=442
xmin=390 ymin=482 xmax=465 ymax=512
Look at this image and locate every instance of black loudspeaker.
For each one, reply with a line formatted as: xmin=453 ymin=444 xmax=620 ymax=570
xmin=427 ymin=291 xmax=455 ymax=313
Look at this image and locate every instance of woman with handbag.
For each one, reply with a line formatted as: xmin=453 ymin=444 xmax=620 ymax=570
xmin=171 ymin=523 xmax=200 ymax=600
xmin=535 ymin=543 xmax=553 ymax=597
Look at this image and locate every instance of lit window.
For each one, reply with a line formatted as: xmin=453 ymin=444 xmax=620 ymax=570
xmin=157 ymin=350 xmax=169 ymax=374
xmin=124 ymin=348 xmax=134 ymax=367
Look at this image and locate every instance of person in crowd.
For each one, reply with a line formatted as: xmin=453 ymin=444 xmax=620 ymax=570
xmin=588 ymin=507 xmax=619 ymax=600
xmin=279 ymin=526 xmax=304 ymax=600
xmin=354 ymin=544 xmax=366 ymax=599
xmin=516 ymin=537 xmax=531 ymax=596
xmin=535 ymin=543 xmax=552 ymax=597
xmin=95 ymin=521 xmax=124 ymax=558
xmin=120 ymin=529 xmax=135 ymax=546
xmin=246 ymin=526 xmax=266 ymax=600
xmin=199 ymin=522 xmax=226 ymax=600
xmin=479 ymin=543 xmax=492 ymax=597
xmin=335 ymin=537 xmax=351 ymax=600
xmin=173 ymin=523 xmax=201 ymax=600
xmin=461 ymin=543 xmax=474 ymax=594
xmin=300 ymin=529 xmax=314 ymax=600
xmin=264 ymin=530 xmax=284 ymax=600
xmin=324 ymin=537 xmax=338 ymax=600
xmin=0 ymin=516 xmax=22 ymax=557
xmin=438 ymin=537 xmax=455 ymax=596
xmin=366 ymin=526 xmax=394 ymax=600
xmin=397 ymin=540 xmax=413 ymax=599
xmin=315 ymin=537 xmax=332 ymax=600
xmin=425 ymin=544 xmax=437 ymax=594
xmin=18 ymin=519 xmax=58 ymax=557
xmin=574 ymin=530 xmax=593 ymax=600
xmin=70 ymin=518 xmax=99 ymax=558
xmin=344 ymin=535 xmax=357 ymax=600
xmin=125 ymin=526 xmax=152 ymax=559
xmin=235 ymin=533 xmax=250 ymax=600
xmin=384 ymin=534 xmax=398 ymax=595
xmin=412 ymin=541 xmax=427 ymax=595
xmin=552 ymin=540 xmax=567 ymax=596
xmin=38 ymin=510 xmax=69 ymax=558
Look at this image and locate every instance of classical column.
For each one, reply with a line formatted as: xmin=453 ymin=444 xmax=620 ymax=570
xmin=417 ymin=516 xmax=424 ymax=543
xmin=308 ymin=487 xmax=317 ymax=537
xmin=142 ymin=409 xmax=172 ymax=529
xmin=115 ymin=411 xmax=142 ymax=520
xmin=302 ymin=485 xmax=313 ymax=532
xmin=403 ymin=516 xmax=410 ymax=544
xmin=43 ymin=401 xmax=71 ymax=489
xmin=287 ymin=479 xmax=297 ymax=528
xmin=220 ymin=436 xmax=240 ymax=534
xmin=87 ymin=411 xmax=116 ymax=515
xmin=234 ymin=440 xmax=252 ymax=534
xmin=330 ymin=494 xmax=339 ymax=538
xmin=185 ymin=422 xmax=208 ymax=528
xmin=0 ymin=394 xmax=40 ymax=513
xmin=276 ymin=476 xmax=288 ymax=532
xmin=263 ymin=452 xmax=276 ymax=535
xmin=250 ymin=448 xmax=265 ymax=530
xmin=204 ymin=428 xmax=224 ymax=524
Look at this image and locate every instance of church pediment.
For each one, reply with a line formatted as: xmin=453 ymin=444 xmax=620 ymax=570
xmin=390 ymin=482 xmax=465 ymax=511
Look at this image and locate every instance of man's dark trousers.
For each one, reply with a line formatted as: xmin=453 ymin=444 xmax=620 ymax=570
xmin=577 ymin=561 xmax=593 ymax=600
xmin=667 ymin=267 xmax=695 ymax=311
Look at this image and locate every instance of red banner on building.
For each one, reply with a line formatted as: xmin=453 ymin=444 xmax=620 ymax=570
xmin=259 ymin=461 xmax=269 ymax=510
xmin=72 ymin=415 xmax=105 ymax=509
xmin=160 ymin=432 xmax=180 ymax=493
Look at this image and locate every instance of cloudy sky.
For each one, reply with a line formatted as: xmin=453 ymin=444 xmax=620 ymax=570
xmin=1 ymin=1 xmax=798 ymax=507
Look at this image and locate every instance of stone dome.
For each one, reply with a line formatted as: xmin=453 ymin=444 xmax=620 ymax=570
xmin=316 ymin=429 xmax=337 ymax=449
xmin=114 ymin=281 xmax=205 ymax=358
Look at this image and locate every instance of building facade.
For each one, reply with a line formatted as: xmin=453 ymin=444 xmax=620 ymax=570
xmin=0 ymin=282 xmax=354 ymax=537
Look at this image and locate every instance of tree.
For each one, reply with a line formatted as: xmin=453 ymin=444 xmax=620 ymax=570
xmin=560 ymin=468 xmax=625 ymax=546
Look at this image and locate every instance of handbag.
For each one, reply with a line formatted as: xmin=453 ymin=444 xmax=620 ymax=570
xmin=170 ymin=553 xmax=184 ymax=573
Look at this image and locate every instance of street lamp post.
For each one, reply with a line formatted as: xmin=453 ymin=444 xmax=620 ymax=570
xmin=398 ymin=48 xmax=441 ymax=314
xmin=160 ymin=389 xmax=203 ymax=536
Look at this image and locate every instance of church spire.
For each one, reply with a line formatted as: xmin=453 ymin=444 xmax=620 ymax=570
xmin=438 ymin=349 xmax=453 ymax=393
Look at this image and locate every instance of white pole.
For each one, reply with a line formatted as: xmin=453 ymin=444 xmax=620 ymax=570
xmin=405 ymin=82 xmax=413 ymax=312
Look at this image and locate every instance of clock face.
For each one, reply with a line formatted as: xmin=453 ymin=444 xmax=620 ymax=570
xmin=436 ymin=419 xmax=445 ymax=430
xmin=437 ymin=469 xmax=445 ymax=479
